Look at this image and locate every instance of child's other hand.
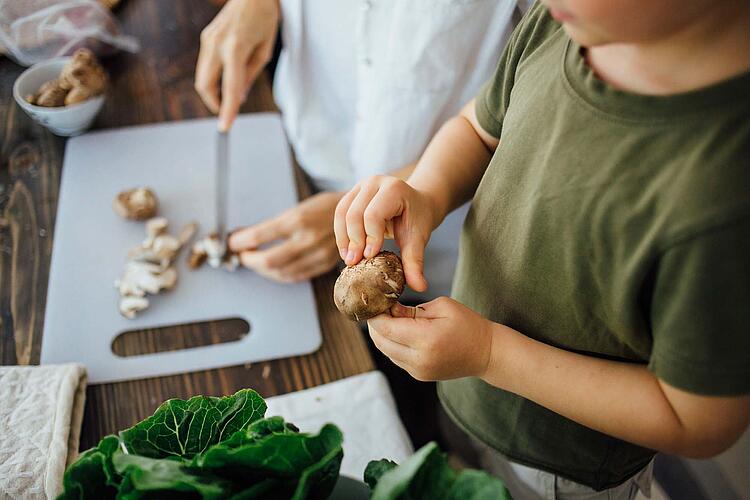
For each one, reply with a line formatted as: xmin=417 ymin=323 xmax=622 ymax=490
xmin=368 ymin=297 xmax=495 ymax=381
xmin=334 ymin=175 xmax=438 ymax=292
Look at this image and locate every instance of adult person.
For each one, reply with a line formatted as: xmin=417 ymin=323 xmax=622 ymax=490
xmin=195 ymin=0 xmax=527 ymax=298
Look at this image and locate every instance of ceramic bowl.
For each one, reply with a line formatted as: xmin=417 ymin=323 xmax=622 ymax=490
xmin=13 ymin=57 xmax=105 ymax=137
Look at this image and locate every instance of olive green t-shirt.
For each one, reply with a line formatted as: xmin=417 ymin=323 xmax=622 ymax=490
xmin=438 ymin=2 xmax=750 ymax=491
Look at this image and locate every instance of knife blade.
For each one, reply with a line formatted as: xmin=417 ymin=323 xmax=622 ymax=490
xmin=215 ymin=130 xmax=229 ymax=244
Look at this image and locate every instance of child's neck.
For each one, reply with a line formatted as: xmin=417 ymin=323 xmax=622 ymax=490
xmin=586 ymin=2 xmax=750 ymax=96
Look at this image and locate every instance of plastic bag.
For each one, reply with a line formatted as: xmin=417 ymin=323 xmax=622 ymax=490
xmin=0 ymin=0 xmax=139 ymax=66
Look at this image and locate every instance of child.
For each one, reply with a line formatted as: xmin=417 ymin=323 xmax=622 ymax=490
xmin=334 ymin=0 xmax=750 ymax=498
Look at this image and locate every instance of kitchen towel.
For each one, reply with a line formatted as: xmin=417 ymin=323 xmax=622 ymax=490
xmin=265 ymin=370 xmax=414 ymax=478
xmin=0 ymin=363 xmax=87 ymax=500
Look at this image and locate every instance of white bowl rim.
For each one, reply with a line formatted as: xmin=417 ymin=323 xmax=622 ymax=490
xmin=13 ymin=56 xmax=105 ymax=113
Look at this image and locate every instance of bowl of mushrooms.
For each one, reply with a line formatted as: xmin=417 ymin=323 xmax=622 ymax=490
xmin=13 ymin=49 xmax=108 ymax=137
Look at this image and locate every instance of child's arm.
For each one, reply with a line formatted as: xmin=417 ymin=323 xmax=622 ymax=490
xmin=482 ymin=320 xmax=750 ymax=458
xmin=369 ymin=300 xmax=750 ymax=459
xmin=407 ymin=99 xmax=499 ymax=225
xmin=334 ymin=99 xmax=497 ymax=290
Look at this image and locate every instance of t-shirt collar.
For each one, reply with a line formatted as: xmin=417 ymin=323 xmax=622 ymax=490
xmin=562 ymin=39 xmax=750 ymax=123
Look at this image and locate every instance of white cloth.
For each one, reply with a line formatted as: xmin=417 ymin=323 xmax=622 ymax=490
xmin=265 ymin=371 xmax=413 ymax=479
xmin=0 ymin=364 xmax=87 ymax=500
xmin=273 ymin=0 xmax=522 ymax=298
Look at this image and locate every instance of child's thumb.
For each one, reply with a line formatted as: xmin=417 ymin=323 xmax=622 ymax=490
xmin=390 ymin=302 xmax=427 ymax=319
xmin=401 ymin=239 xmax=428 ymax=292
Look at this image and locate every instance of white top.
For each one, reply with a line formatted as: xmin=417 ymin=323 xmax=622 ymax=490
xmin=274 ymin=0 xmax=523 ymax=297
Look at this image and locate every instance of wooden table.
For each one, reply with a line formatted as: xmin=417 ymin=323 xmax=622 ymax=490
xmin=0 ymin=0 xmax=373 ymax=451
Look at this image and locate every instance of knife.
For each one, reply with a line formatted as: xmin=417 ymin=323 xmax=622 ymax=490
xmin=215 ymin=130 xmax=229 ymax=245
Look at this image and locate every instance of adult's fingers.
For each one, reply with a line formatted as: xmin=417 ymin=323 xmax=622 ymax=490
xmin=242 ymin=42 xmax=273 ymax=96
xmin=228 ymin=212 xmax=293 ymax=251
xmin=238 ymin=237 xmax=307 ymax=271
xmin=274 ymin=247 xmax=337 ymax=282
xmin=218 ymin=45 xmax=248 ymax=132
xmin=334 ymin=185 xmax=360 ymax=260
xmin=195 ymin=38 xmax=222 ymax=114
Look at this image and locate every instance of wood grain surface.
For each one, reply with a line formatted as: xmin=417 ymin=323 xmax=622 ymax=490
xmin=0 ymin=0 xmax=373 ymax=451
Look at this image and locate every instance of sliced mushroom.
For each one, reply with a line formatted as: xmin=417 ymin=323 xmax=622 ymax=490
xmin=119 ymin=295 xmax=149 ymax=320
xmin=187 ymin=233 xmax=238 ymax=271
xmin=117 ymin=261 xmax=176 ymax=296
xmin=116 ymin=216 xmax=196 ymax=319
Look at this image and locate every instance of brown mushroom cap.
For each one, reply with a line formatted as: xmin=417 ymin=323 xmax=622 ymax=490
xmin=113 ymin=187 xmax=158 ymax=221
xmin=35 ymin=79 xmax=68 ymax=107
xmin=333 ymin=251 xmax=405 ymax=321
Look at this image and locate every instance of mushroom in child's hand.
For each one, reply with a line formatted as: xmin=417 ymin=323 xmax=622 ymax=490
xmin=113 ymin=187 xmax=158 ymax=221
xmin=333 ymin=251 xmax=405 ymax=321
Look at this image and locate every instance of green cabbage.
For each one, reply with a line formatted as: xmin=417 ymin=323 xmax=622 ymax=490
xmin=58 ymin=389 xmax=342 ymax=500
xmin=365 ymin=442 xmax=512 ymax=500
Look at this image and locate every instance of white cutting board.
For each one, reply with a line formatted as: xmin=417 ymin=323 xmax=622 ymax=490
xmin=41 ymin=114 xmax=322 ymax=383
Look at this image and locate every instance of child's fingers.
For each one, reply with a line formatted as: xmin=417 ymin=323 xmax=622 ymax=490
xmin=400 ymin=233 xmax=428 ymax=292
xmin=368 ymin=324 xmax=414 ymax=364
xmin=334 ymin=185 xmax=360 ymax=260
xmin=361 ymin=187 xmax=403 ymax=259
xmin=368 ymin=314 xmax=420 ymax=346
xmin=389 ymin=302 xmax=426 ymax=320
xmin=345 ymin=183 xmax=379 ymax=265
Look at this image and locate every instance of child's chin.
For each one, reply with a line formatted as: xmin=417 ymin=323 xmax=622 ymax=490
xmin=562 ymin=23 xmax=611 ymax=48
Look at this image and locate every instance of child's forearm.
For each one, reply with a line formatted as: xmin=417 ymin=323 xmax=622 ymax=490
xmin=483 ymin=323 xmax=750 ymax=458
xmin=388 ymin=162 xmax=417 ymax=181
xmin=408 ymin=100 xmax=496 ymax=227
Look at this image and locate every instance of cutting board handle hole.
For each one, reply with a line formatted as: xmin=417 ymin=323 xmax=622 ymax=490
xmin=111 ymin=317 xmax=250 ymax=357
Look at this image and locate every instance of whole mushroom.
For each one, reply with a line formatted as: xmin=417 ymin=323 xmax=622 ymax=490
xmin=113 ymin=187 xmax=158 ymax=221
xmin=333 ymin=251 xmax=405 ymax=321
xmin=32 ymin=79 xmax=68 ymax=107
xmin=25 ymin=48 xmax=108 ymax=108
xmin=59 ymin=48 xmax=108 ymax=105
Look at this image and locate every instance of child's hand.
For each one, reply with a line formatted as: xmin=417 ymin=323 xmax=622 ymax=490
xmin=334 ymin=175 xmax=439 ymax=292
xmin=368 ymin=297 xmax=496 ymax=381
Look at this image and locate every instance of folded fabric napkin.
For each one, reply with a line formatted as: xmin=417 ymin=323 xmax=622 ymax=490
xmin=0 ymin=364 xmax=87 ymax=500
xmin=265 ymin=370 xmax=414 ymax=478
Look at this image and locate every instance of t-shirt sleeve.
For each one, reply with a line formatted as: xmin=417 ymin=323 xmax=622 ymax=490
xmin=648 ymin=217 xmax=750 ymax=396
xmin=474 ymin=1 xmax=553 ymax=138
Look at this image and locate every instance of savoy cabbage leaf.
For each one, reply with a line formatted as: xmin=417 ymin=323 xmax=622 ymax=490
xmin=119 ymin=388 xmax=267 ymax=459
xmin=367 ymin=442 xmax=511 ymax=500
xmin=57 ymin=435 xmax=120 ymax=500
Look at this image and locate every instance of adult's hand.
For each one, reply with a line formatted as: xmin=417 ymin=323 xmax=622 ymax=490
xmin=195 ymin=0 xmax=279 ymax=131
xmin=228 ymin=192 xmax=343 ymax=283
